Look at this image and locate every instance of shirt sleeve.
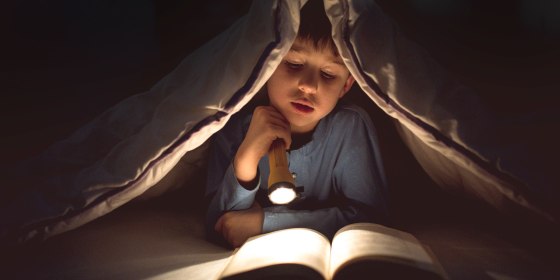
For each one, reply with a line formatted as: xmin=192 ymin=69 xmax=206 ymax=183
xmin=262 ymin=107 xmax=389 ymax=239
xmin=204 ymin=114 xmax=260 ymax=237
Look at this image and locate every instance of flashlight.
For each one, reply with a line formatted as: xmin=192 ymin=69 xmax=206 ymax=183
xmin=267 ymin=139 xmax=298 ymax=204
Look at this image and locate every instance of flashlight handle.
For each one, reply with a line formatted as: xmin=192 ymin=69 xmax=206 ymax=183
xmin=268 ymin=139 xmax=295 ymax=188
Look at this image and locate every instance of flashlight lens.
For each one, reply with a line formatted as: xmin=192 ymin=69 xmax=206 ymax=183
xmin=269 ymin=187 xmax=297 ymax=204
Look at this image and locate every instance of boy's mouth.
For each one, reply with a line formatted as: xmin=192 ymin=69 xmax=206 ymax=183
xmin=291 ymin=102 xmax=314 ymax=114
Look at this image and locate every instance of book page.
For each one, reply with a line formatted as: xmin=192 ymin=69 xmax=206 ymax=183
xmin=220 ymin=228 xmax=331 ymax=280
xmin=329 ymin=223 xmax=439 ymax=278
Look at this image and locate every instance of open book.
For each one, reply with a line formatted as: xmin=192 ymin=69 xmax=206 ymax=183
xmin=218 ymin=223 xmax=446 ymax=280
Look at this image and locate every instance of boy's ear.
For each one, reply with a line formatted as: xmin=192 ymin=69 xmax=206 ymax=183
xmin=339 ymin=75 xmax=355 ymax=98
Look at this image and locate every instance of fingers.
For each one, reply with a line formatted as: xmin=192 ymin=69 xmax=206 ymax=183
xmin=215 ymin=212 xmax=236 ymax=247
xmin=216 ymin=213 xmax=233 ymax=244
xmin=255 ymin=106 xmax=292 ymax=149
xmin=214 ymin=214 xmax=224 ymax=233
xmin=267 ymin=123 xmax=292 ymax=150
xmin=254 ymin=106 xmax=290 ymax=131
xmin=215 ymin=207 xmax=264 ymax=248
xmin=260 ymin=106 xmax=287 ymax=122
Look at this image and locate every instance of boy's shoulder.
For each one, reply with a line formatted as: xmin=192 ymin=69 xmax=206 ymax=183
xmin=315 ymin=103 xmax=377 ymax=148
xmin=327 ymin=102 xmax=372 ymax=127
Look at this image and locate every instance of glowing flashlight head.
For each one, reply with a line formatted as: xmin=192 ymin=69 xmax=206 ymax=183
xmin=268 ymin=182 xmax=297 ymax=205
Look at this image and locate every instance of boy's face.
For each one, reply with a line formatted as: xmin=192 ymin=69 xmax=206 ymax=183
xmin=267 ymin=38 xmax=355 ymax=134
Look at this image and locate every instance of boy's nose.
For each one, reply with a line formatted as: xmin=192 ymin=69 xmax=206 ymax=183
xmin=298 ymin=71 xmax=318 ymax=94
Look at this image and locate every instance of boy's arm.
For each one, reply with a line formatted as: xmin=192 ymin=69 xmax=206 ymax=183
xmin=262 ymin=202 xmax=384 ymax=240
xmin=206 ymin=106 xmax=292 ymax=246
xmin=205 ymin=128 xmax=261 ymax=238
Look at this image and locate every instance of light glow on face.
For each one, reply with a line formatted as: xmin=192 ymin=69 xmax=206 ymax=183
xmin=266 ymin=38 xmax=354 ymax=134
xmin=269 ymin=186 xmax=297 ymax=205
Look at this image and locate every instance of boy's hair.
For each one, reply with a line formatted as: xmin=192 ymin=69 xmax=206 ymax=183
xmin=298 ymin=0 xmax=338 ymax=55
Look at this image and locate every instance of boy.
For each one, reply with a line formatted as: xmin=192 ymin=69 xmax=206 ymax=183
xmin=205 ymin=0 xmax=388 ymax=248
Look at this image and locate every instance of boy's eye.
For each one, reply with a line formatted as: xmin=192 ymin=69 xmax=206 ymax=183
xmin=321 ymin=71 xmax=335 ymax=80
xmin=285 ymin=61 xmax=303 ymax=69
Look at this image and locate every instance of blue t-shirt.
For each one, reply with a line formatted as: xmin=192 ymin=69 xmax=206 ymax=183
xmin=205 ymin=103 xmax=388 ymax=240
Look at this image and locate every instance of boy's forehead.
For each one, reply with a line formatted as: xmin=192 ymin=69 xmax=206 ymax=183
xmin=289 ymin=41 xmax=344 ymax=66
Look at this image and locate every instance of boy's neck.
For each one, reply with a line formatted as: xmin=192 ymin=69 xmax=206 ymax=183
xmin=290 ymin=130 xmax=314 ymax=151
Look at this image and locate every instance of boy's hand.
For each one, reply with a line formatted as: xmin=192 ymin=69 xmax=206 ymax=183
xmin=214 ymin=202 xmax=264 ymax=248
xmin=234 ymin=106 xmax=291 ymax=186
